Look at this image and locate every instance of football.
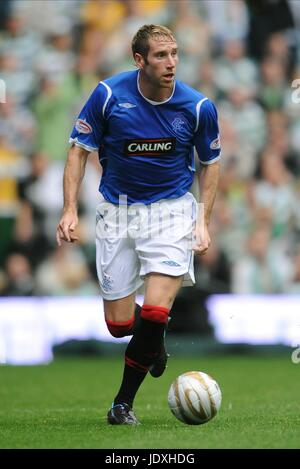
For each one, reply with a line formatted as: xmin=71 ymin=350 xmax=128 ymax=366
xmin=168 ymin=371 xmax=222 ymax=425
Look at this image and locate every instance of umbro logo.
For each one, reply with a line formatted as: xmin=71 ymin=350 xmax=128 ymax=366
xmin=118 ymin=102 xmax=137 ymax=109
xmin=162 ymin=260 xmax=181 ymax=267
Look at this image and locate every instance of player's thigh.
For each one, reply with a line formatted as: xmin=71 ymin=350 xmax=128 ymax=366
xmin=96 ymin=199 xmax=143 ymax=302
xmin=136 ymin=193 xmax=196 ymax=294
xmin=144 ymin=272 xmax=183 ymax=309
xmin=103 ymin=293 xmax=136 ymax=322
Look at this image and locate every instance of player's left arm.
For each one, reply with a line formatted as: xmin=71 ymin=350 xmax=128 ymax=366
xmin=194 ymin=160 xmax=220 ymax=255
xmin=193 ymin=99 xmax=221 ymax=256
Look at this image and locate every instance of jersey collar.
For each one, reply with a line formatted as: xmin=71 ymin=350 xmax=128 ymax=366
xmin=137 ymin=70 xmax=176 ymax=106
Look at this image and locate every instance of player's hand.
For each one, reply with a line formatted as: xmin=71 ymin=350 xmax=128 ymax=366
xmin=192 ymin=223 xmax=211 ymax=256
xmin=56 ymin=209 xmax=79 ymax=246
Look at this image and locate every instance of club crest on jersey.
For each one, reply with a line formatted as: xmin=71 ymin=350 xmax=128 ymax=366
xmin=75 ymin=118 xmax=93 ymax=134
xmin=210 ymin=135 xmax=221 ymax=150
xmin=124 ymin=138 xmax=176 ymax=156
xmin=172 ymin=116 xmax=186 ymax=133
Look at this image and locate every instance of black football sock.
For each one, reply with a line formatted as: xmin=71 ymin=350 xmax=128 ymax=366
xmin=113 ymin=306 xmax=169 ymax=407
xmin=112 ymin=364 xmax=147 ymax=408
xmin=131 ymin=303 xmax=142 ymax=334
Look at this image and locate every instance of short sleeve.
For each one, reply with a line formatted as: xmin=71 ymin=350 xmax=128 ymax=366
xmin=193 ymin=99 xmax=221 ymax=165
xmin=69 ymin=82 xmax=108 ymax=152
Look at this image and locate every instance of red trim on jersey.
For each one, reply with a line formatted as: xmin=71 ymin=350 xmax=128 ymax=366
xmin=141 ymin=304 xmax=170 ymax=324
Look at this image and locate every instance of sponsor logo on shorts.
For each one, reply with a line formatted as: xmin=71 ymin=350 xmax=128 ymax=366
xmin=162 ymin=260 xmax=181 ymax=267
xmin=101 ymin=272 xmax=113 ymax=292
xmin=124 ymin=138 xmax=176 ymax=156
xmin=210 ymin=135 xmax=221 ymax=150
xmin=75 ymin=118 xmax=93 ymax=134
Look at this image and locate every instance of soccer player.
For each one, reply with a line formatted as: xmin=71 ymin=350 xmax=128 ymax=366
xmin=56 ymin=24 xmax=220 ymax=425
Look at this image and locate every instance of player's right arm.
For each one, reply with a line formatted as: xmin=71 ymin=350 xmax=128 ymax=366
xmin=56 ymin=145 xmax=89 ymax=246
xmin=56 ymin=82 xmax=108 ymax=246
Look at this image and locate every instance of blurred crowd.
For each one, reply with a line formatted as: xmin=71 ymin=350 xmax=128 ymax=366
xmin=0 ymin=0 xmax=300 ymax=300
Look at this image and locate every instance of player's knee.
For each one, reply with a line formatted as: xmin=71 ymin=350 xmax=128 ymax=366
xmin=141 ymin=304 xmax=170 ymax=324
xmin=105 ymin=318 xmax=134 ymax=338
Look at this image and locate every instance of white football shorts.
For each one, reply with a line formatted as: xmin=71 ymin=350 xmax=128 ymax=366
xmin=95 ymin=192 xmax=197 ymax=300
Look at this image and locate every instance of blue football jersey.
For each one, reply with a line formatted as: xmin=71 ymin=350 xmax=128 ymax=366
xmin=69 ymin=69 xmax=220 ymax=205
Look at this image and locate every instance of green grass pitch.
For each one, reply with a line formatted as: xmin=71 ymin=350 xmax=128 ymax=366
xmin=0 ymin=353 xmax=299 ymax=448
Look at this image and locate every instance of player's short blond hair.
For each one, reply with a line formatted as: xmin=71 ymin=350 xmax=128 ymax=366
xmin=132 ymin=24 xmax=176 ymax=60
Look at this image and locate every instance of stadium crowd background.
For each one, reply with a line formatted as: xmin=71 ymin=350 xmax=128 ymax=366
xmin=0 ymin=0 xmax=300 ymax=330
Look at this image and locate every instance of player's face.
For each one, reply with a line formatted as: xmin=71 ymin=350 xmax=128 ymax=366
xmin=140 ymin=38 xmax=179 ymax=88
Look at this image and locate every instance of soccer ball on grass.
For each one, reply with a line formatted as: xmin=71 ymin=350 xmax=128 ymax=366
xmin=168 ymin=371 xmax=222 ymax=425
